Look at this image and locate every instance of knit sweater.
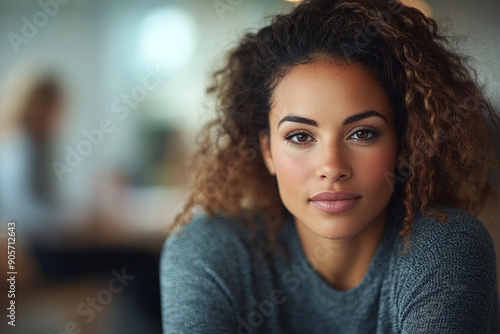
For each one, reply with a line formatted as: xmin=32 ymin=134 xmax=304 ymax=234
xmin=160 ymin=204 xmax=500 ymax=333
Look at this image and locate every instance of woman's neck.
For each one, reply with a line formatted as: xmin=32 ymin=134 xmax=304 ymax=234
xmin=295 ymin=209 xmax=388 ymax=291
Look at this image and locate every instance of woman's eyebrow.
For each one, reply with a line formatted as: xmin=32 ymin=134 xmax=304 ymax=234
xmin=342 ymin=110 xmax=387 ymax=126
xmin=277 ymin=115 xmax=318 ymax=129
xmin=277 ymin=110 xmax=387 ymax=130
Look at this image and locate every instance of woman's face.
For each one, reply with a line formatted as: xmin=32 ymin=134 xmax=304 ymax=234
xmin=260 ymin=59 xmax=399 ymax=240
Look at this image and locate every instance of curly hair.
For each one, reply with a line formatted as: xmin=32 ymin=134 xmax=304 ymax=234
xmin=169 ymin=0 xmax=499 ymax=249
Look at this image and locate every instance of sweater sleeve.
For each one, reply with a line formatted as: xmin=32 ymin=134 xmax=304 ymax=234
xmin=395 ymin=210 xmax=500 ymax=333
xmin=160 ymin=215 xmax=249 ymax=333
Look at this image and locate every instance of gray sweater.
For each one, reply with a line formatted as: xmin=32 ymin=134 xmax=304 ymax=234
xmin=160 ymin=204 xmax=500 ymax=333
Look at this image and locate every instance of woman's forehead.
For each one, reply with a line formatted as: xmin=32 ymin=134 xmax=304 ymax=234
xmin=269 ymin=60 xmax=394 ymax=126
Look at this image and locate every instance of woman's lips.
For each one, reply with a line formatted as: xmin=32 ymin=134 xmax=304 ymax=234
xmin=309 ymin=191 xmax=361 ymax=213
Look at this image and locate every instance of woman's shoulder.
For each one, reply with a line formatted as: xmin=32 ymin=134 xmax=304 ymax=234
xmin=160 ymin=214 xmax=269 ymax=330
xmin=392 ymin=204 xmax=497 ymax=281
xmin=390 ymin=208 xmax=499 ymax=331
xmin=162 ymin=213 xmax=253 ymax=263
xmin=160 ymin=212 xmax=290 ymax=285
xmin=159 ymin=214 xmax=258 ymax=306
xmin=407 ymin=205 xmax=494 ymax=252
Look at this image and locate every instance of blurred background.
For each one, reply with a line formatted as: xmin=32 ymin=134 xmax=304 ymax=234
xmin=0 ymin=0 xmax=498 ymax=333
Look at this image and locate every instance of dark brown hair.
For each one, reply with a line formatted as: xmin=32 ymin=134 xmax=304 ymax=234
xmin=169 ymin=0 xmax=499 ymax=249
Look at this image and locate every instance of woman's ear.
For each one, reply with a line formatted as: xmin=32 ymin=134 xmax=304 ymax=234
xmin=259 ymin=130 xmax=276 ymax=175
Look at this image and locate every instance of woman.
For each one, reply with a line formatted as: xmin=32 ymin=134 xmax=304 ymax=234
xmin=160 ymin=0 xmax=500 ymax=332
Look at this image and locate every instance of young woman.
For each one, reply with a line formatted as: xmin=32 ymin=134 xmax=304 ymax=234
xmin=160 ymin=0 xmax=500 ymax=332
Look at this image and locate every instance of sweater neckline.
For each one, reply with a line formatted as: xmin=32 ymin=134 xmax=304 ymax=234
xmin=285 ymin=204 xmax=404 ymax=300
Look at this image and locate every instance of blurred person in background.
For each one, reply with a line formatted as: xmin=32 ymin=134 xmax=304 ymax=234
xmin=0 ymin=71 xmax=68 ymax=242
xmin=0 ymin=69 xmax=162 ymax=333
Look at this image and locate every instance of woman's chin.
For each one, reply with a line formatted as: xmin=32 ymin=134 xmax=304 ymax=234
xmin=296 ymin=216 xmax=366 ymax=241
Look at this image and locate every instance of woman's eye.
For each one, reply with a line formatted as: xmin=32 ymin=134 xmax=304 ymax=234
xmin=285 ymin=132 xmax=313 ymax=145
xmin=292 ymin=134 xmax=311 ymax=142
xmin=352 ymin=130 xmax=371 ymax=139
xmin=349 ymin=129 xmax=380 ymax=141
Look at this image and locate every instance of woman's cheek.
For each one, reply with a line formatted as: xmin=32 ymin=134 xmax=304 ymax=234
xmin=363 ymin=147 xmax=397 ymax=193
xmin=273 ymin=150 xmax=310 ymax=190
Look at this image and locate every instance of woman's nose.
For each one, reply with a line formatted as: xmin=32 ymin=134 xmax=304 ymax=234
xmin=316 ymin=141 xmax=351 ymax=182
